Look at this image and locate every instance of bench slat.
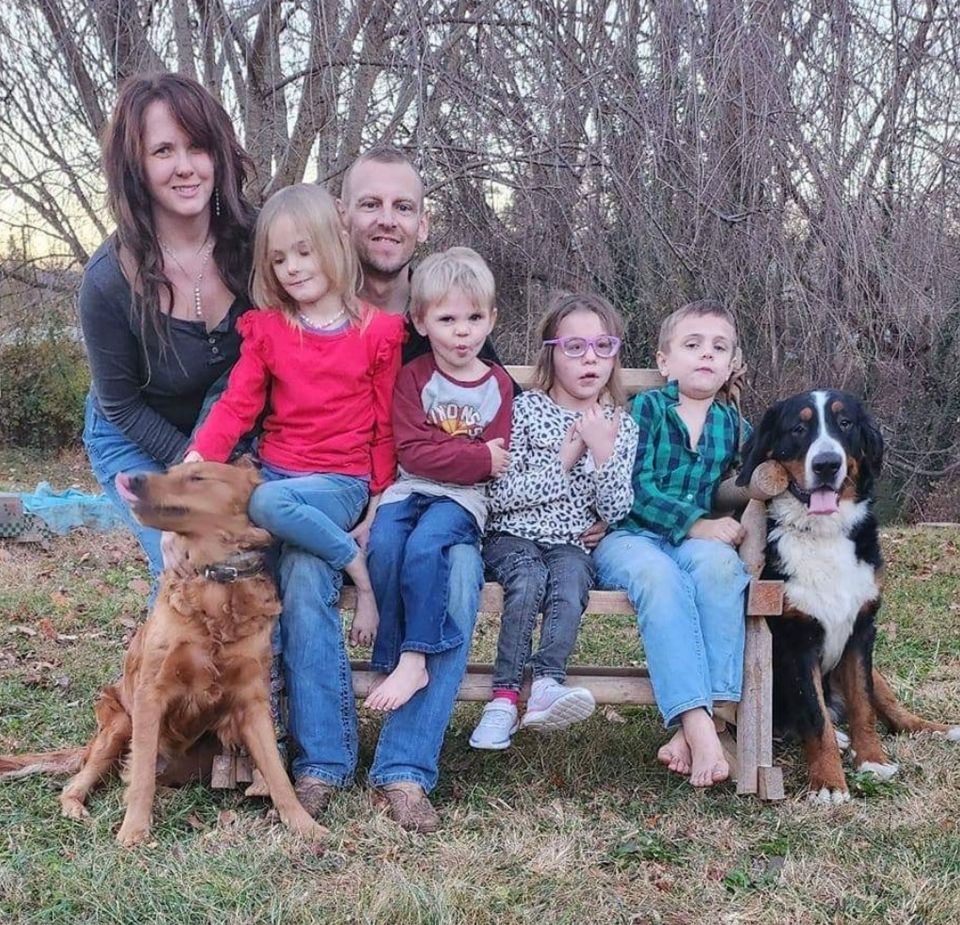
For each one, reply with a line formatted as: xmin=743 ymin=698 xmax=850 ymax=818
xmin=337 ymin=580 xmax=783 ymax=619
xmin=505 ymin=365 xmax=665 ymax=395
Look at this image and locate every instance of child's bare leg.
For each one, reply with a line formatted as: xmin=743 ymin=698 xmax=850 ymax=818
xmin=345 ymin=549 xmax=378 ymax=647
xmin=679 ymin=707 xmax=729 ymax=787
xmin=364 ymin=652 xmax=428 ymax=711
xmin=657 ymin=727 xmax=692 ymax=776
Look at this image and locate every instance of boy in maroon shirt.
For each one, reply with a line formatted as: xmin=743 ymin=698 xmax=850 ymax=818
xmin=365 ymin=246 xmax=514 ymax=711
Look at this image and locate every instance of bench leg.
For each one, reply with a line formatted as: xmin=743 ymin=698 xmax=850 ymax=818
xmin=736 ymin=616 xmax=784 ymax=800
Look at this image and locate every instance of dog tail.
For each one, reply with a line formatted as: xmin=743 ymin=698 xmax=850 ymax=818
xmin=0 ymin=747 xmax=85 ymax=780
xmin=871 ymin=669 xmax=960 ymax=738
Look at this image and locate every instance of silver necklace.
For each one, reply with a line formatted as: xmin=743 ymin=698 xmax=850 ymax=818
xmin=298 ymin=308 xmax=347 ymax=330
xmin=161 ymin=238 xmax=214 ymax=319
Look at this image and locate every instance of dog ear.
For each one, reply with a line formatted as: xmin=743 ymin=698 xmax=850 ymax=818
xmin=736 ymin=402 xmax=781 ymax=486
xmin=861 ymin=412 xmax=884 ymax=477
xmin=233 ymin=454 xmax=258 ymax=471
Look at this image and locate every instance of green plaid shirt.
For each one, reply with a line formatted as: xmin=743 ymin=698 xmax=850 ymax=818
xmin=616 ymin=381 xmax=751 ymax=545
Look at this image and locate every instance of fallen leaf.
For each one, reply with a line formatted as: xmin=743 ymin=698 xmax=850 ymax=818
xmin=118 ymin=616 xmax=138 ymax=630
xmin=9 ymin=625 xmax=37 ymax=637
xmin=50 ymin=590 xmax=69 ymax=608
xmin=128 ymin=579 xmax=151 ymax=596
xmin=603 ymin=706 xmax=627 ymax=724
xmin=186 ymin=814 xmax=206 ymax=831
xmin=218 ymin=809 xmax=238 ymax=828
xmin=38 ymin=619 xmax=58 ymax=640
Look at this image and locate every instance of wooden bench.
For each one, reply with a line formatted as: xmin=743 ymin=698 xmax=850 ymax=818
xmin=215 ymin=365 xmax=787 ymax=800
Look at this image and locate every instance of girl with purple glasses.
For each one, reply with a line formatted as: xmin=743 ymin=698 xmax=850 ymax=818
xmin=469 ymin=293 xmax=639 ymax=749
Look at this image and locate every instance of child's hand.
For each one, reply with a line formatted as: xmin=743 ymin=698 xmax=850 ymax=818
xmin=559 ymin=422 xmax=587 ymax=471
xmin=182 ymin=450 xmax=204 ymax=464
xmin=688 ymin=516 xmax=745 ymax=546
xmin=580 ymin=519 xmax=608 ymax=549
xmin=486 ymin=438 xmax=511 ymax=477
xmin=578 ymin=406 xmax=621 ymax=467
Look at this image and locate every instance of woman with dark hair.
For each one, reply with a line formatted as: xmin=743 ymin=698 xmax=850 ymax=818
xmin=79 ymin=72 xmax=257 ymax=575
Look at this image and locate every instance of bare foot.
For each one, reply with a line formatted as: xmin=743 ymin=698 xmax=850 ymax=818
xmin=680 ymin=708 xmax=730 ymax=788
xmin=364 ymin=653 xmax=428 ymax=711
xmin=349 ymin=586 xmax=378 ymax=647
xmin=656 ymin=727 xmax=692 ymax=776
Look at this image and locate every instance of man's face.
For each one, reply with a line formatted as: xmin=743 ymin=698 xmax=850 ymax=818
xmin=339 ymin=160 xmax=429 ymax=277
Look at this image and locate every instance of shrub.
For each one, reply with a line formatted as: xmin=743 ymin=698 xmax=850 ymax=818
xmin=0 ymin=336 xmax=89 ymax=449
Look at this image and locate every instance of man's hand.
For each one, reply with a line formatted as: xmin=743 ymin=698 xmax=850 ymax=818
xmin=486 ymin=438 xmax=511 ymax=477
xmin=350 ymin=493 xmax=381 ymax=551
xmin=687 ymin=516 xmax=745 ymax=546
xmin=580 ymin=519 xmax=608 ymax=549
xmin=578 ymin=406 xmax=620 ymax=467
xmin=559 ymin=422 xmax=587 ymax=471
xmin=160 ymin=531 xmax=193 ymax=577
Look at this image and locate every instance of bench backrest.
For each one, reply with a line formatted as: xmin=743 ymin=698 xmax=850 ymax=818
xmin=505 ymin=365 xmax=664 ymax=398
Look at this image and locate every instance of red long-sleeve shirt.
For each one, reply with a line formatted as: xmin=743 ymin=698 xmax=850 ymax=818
xmin=191 ymin=306 xmax=404 ymax=492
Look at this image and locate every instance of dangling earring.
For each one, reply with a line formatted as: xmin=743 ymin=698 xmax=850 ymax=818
xmin=214 ymin=188 xmax=221 ymax=218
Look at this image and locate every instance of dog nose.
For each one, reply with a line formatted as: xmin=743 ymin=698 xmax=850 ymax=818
xmin=811 ymin=453 xmax=842 ymax=481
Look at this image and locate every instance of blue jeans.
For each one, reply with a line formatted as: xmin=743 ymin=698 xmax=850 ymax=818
xmin=279 ymin=541 xmax=484 ymax=792
xmin=249 ymin=465 xmax=367 ymax=570
xmin=82 ymin=394 xmax=165 ymax=577
xmin=593 ymin=528 xmax=749 ymax=727
xmin=483 ymin=534 xmax=595 ymax=691
xmin=367 ymin=494 xmax=479 ymax=672
xmin=265 ymin=472 xmax=368 ymax=784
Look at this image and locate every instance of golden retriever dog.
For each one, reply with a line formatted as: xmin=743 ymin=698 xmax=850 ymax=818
xmin=0 ymin=460 xmax=325 ymax=846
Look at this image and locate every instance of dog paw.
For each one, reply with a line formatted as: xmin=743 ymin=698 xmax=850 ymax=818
xmin=288 ymin=815 xmax=330 ymax=843
xmin=59 ymin=798 xmax=90 ymax=821
xmin=807 ymin=786 xmax=851 ymax=805
xmin=116 ymin=821 xmax=151 ymax=848
xmin=945 ymin=726 xmax=960 ymax=742
xmin=834 ymin=729 xmax=851 ymax=751
xmin=856 ymin=760 xmax=899 ymax=781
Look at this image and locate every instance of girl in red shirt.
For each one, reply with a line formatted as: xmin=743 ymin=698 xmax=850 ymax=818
xmin=187 ymin=184 xmax=404 ymax=647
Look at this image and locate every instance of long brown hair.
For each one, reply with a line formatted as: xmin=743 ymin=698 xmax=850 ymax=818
xmin=533 ymin=292 xmax=627 ymax=406
xmin=101 ymin=72 xmax=256 ymax=349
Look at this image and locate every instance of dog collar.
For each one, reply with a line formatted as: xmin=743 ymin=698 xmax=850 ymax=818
xmin=202 ymin=551 xmax=267 ymax=583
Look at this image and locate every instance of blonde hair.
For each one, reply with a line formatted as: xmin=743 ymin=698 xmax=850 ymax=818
xmin=534 ymin=293 xmax=627 ymax=407
xmin=658 ymin=298 xmax=738 ymax=354
xmin=409 ymin=247 xmax=496 ymax=322
xmin=251 ymin=184 xmax=362 ymax=325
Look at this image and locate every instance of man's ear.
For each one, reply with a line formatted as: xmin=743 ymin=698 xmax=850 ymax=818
xmin=417 ymin=208 xmax=430 ymax=244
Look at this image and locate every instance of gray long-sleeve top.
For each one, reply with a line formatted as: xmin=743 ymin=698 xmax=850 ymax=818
xmin=78 ymin=240 xmax=252 ymax=466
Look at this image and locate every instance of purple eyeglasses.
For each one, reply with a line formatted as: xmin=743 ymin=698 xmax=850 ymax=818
xmin=542 ymin=334 xmax=622 ymax=359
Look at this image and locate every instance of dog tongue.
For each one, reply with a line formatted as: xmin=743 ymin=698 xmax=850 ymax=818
xmin=809 ymin=488 xmax=839 ymax=515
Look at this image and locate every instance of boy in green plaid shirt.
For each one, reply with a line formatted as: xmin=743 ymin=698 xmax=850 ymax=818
xmin=594 ymin=300 xmax=751 ymax=788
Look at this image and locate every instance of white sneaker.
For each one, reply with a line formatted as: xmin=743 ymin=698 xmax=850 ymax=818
xmin=469 ymin=698 xmax=520 ymax=750
xmin=521 ymin=678 xmax=595 ymax=732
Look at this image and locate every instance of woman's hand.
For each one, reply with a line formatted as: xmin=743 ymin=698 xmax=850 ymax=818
xmin=182 ymin=450 xmax=203 ymax=464
xmin=160 ymin=531 xmax=193 ymax=577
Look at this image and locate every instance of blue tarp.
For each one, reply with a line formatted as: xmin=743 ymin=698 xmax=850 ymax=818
xmin=19 ymin=482 xmax=127 ymax=535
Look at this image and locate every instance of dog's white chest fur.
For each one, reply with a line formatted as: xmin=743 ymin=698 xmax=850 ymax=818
xmin=770 ymin=497 xmax=880 ymax=672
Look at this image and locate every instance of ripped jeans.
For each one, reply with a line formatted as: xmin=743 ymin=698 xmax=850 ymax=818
xmin=483 ymin=533 xmax=595 ymax=691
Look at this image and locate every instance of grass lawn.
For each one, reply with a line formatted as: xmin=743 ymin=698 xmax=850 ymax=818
xmin=2 ymin=448 xmax=959 ymax=924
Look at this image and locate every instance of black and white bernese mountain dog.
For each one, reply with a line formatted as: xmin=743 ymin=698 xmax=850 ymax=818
xmin=737 ymin=389 xmax=959 ymax=804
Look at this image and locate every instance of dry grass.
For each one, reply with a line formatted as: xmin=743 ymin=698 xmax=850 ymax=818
xmin=2 ymin=452 xmax=960 ymax=924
